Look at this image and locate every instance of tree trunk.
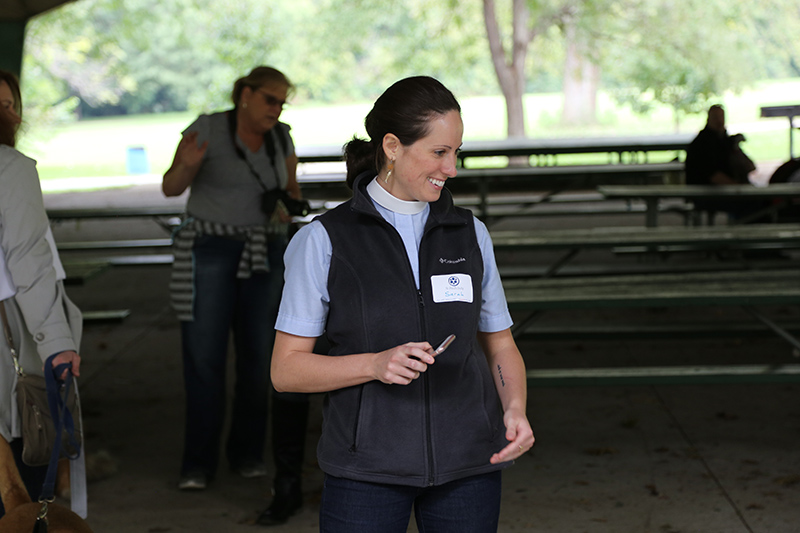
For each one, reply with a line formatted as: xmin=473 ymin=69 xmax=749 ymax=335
xmin=483 ymin=0 xmax=529 ymax=139
xmin=561 ymin=15 xmax=600 ymax=126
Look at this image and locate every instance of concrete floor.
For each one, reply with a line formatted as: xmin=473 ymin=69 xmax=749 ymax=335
xmin=44 ymin=183 xmax=800 ymax=532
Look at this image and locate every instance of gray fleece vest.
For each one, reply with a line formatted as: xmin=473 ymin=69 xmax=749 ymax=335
xmin=316 ymin=172 xmax=510 ymax=487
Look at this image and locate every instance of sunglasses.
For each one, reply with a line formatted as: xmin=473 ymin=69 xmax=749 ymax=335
xmin=255 ymin=89 xmax=287 ymax=109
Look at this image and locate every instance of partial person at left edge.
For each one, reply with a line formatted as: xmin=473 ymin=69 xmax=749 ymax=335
xmin=162 ymin=66 xmax=311 ymax=527
xmin=0 ymin=70 xmax=84 ymax=517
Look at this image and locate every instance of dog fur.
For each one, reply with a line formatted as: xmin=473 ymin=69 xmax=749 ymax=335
xmin=0 ymin=437 xmax=93 ymax=533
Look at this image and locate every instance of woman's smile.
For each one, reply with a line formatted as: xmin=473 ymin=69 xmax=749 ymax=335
xmin=383 ymin=109 xmax=463 ymax=203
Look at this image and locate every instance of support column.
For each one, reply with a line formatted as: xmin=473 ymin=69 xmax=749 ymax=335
xmin=0 ymin=21 xmax=27 ymax=77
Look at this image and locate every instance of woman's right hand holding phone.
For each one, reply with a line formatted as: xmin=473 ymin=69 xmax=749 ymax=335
xmin=373 ymin=342 xmax=437 ymax=386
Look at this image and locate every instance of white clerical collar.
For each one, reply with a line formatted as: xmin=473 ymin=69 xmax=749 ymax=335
xmin=367 ymin=177 xmax=427 ymax=215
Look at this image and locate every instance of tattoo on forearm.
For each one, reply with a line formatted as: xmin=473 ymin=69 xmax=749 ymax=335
xmin=497 ymin=364 xmax=505 ymax=387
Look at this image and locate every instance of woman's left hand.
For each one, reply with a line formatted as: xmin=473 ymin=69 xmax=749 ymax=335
xmin=50 ymin=350 xmax=81 ymax=380
xmin=489 ymin=407 xmax=534 ymax=464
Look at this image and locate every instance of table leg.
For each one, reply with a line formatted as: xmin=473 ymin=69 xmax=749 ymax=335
xmin=645 ymin=198 xmax=659 ymax=227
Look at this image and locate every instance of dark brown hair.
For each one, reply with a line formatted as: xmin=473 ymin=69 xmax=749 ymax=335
xmin=0 ymin=69 xmax=22 ymax=147
xmin=343 ymin=76 xmax=461 ymax=188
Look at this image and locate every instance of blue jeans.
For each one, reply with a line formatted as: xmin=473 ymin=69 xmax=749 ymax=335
xmin=319 ymin=471 xmax=502 ymax=533
xmin=180 ymin=234 xmax=285 ymax=478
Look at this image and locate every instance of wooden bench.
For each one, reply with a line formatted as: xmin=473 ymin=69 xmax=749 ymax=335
xmin=59 ymin=261 xmax=130 ymax=323
xmin=491 ymin=224 xmax=800 ymax=277
xmin=63 ymin=261 xmax=110 ymax=285
xmin=57 ymin=238 xmax=173 ymax=251
xmin=599 ymin=183 xmax=800 ymax=227
xmin=62 ymin=264 xmax=132 ymax=324
xmin=497 ymin=258 xmax=795 ymax=279
xmin=82 ymin=309 xmax=131 ymax=323
xmin=525 ymin=365 xmax=800 ymax=386
xmin=503 ymin=269 xmax=800 ymax=311
xmin=503 ymin=269 xmax=800 ymax=384
xmin=47 ymin=205 xmax=184 ymax=220
xmin=47 ymin=205 xmax=185 ymax=236
xmin=63 ymin=255 xmax=174 ymax=277
xmin=491 ymin=224 xmax=800 ymax=251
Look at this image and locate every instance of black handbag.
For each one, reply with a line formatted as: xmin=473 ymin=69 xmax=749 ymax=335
xmin=1 ymin=301 xmax=82 ymax=467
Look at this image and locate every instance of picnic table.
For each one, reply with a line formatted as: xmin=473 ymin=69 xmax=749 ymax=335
xmin=760 ymin=104 xmax=800 ymax=159
xmin=47 ymin=205 xmax=184 ymax=220
xmin=455 ymin=134 xmax=692 ymax=167
xmin=297 ymin=162 xmax=686 ymax=220
xmin=493 ymin=223 xmax=800 ymax=384
xmin=491 ymin=223 xmax=800 ymax=277
xmin=598 ymin=183 xmax=800 ymax=227
xmin=296 ymin=133 xmax=693 ymax=167
xmin=503 ymin=268 xmax=800 ymax=384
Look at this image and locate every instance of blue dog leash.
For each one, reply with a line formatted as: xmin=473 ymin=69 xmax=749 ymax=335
xmin=33 ymin=354 xmax=82 ymax=532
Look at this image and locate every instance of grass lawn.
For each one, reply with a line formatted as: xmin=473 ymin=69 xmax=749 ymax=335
xmin=16 ymin=78 xmax=800 ymax=191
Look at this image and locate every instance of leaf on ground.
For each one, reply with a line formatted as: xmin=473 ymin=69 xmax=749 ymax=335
xmin=584 ymin=447 xmax=618 ymax=456
xmin=774 ymin=475 xmax=800 ymax=486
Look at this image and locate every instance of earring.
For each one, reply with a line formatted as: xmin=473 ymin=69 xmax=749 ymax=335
xmin=242 ymin=102 xmax=248 ymax=109
xmin=384 ymin=159 xmax=394 ymax=183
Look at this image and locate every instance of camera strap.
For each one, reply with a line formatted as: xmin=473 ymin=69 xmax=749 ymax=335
xmin=226 ymin=109 xmax=288 ymax=193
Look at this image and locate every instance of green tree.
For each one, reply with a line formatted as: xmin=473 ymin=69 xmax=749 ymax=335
xmin=19 ymin=0 xmax=800 ymax=137
xmin=23 ymin=0 xmax=284 ymax=116
xmin=605 ymin=0 xmax=761 ymax=131
xmin=482 ymin=0 xmax=619 ymax=136
xmin=740 ymin=0 xmax=800 ymax=78
xmin=23 ymin=0 xmax=134 ymax=114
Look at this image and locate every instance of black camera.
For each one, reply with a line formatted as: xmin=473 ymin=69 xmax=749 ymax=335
xmin=261 ymin=189 xmax=311 ymax=218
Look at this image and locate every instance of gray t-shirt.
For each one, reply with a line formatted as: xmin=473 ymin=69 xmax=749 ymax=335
xmin=184 ymin=111 xmax=296 ymax=227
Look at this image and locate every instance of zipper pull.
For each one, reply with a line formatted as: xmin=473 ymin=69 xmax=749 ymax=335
xmin=32 ymin=404 xmax=44 ymax=429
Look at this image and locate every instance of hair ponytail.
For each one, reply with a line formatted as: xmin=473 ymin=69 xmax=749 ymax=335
xmin=343 ymin=137 xmax=375 ymax=189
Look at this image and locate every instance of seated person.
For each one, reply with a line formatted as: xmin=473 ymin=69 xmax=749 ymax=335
xmin=769 ymin=157 xmax=800 ymax=184
xmin=685 ymin=105 xmax=762 ymax=223
xmin=769 ymin=157 xmax=800 ymax=222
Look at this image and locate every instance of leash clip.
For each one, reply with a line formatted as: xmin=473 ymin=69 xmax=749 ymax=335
xmin=36 ymin=498 xmax=50 ymax=527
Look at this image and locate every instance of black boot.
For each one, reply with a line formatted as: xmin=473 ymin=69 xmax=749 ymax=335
xmin=256 ymin=475 xmax=303 ymax=526
xmin=256 ymin=395 xmax=309 ymax=527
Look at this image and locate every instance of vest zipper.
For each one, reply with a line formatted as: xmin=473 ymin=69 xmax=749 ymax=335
xmin=419 ymin=288 xmax=435 ymax=487
xmin=379 ymin=210 xmax=438 ymax=485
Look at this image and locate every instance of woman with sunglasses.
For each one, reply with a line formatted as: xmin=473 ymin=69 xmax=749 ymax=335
xmin=271 ymin=76 xmax=534 ymax=532
xmin=163 ymin=66 xmax=309 ymax=526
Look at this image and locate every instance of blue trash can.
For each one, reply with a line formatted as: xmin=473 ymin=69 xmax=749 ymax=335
xmin=126 ymin=146 xmax=150 ymax=174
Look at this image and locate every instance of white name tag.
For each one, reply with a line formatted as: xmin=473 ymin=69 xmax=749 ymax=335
xmin=431 ymin=273 xmax=473 ymax=304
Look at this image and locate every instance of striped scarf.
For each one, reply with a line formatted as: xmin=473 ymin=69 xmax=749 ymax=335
xmin=169 ymin=217 xmax=284 ymax=321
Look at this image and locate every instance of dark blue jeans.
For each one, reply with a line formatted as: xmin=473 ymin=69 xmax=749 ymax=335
xmin=319 ymin=471 xmax=502 ymax=533
xmin=180 ymin=234 xmax=285 ymax=478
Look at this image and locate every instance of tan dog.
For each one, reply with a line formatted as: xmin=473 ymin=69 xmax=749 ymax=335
xmin=0 ymin=437 xmax=93 ymax=533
